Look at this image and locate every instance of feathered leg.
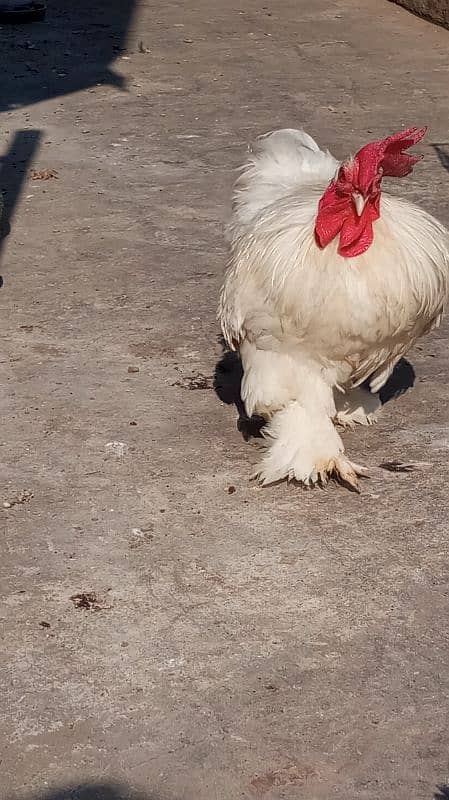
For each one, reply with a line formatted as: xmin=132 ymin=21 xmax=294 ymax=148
xmin=240 ymin=342 xmax=367 ymax=490
xmin=255 ymin=401 xmax=366 ymax=490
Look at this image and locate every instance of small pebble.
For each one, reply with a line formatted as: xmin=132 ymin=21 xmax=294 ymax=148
xmin=105 ymin=441 xmax=128 ymax=458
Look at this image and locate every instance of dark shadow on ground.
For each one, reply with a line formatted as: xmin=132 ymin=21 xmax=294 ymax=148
xmin=10 ymin=783 xmax=166 ymax=800
xmin=214 ymin=344 xmax=415 ymax=440
xmin=8 ymin=779 xmax=449 ymax=800
xmin=0 ymin=0 xmax=137 ymax=278
xmin=432 ymin=143 xmax=449 ymax=173
xmin=376 ymin=358 xmax=416 ymax=403
xmin=213 ymin=347 xmax=265 ymax=439
xmin=434 ymin=787 xmax=449 ymax=800
xmin=0 ymin=129 xmax=41 ymax=260
xmin=0 ymin=0 xmax=137 ymax=113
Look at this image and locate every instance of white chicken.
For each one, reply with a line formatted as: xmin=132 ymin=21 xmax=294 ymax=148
xmin=218 ymin=127 xmax=449 ymax=490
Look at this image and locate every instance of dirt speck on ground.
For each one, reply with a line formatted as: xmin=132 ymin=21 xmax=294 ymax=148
xmin=70 ymin=592 xmax=112 ymax=611
xmin=2 ymin=489 xmax=33 ymax=509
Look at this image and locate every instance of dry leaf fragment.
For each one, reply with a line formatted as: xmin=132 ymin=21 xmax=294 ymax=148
xmin=30 ymin=168 xmax=59 ymax=181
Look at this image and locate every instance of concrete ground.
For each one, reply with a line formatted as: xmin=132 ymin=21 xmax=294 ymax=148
xmin=1 ymin=1 xmax=449 ymax=799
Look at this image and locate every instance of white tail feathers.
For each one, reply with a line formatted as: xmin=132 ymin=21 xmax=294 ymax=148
xmin=229 ymin=128 xmax=338 ymax=231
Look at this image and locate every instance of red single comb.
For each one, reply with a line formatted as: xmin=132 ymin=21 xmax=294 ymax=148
xmin=315 ymin=126 xmax=427 ymax=259
xmin=355 ymin=126 xmax=427 ymax=194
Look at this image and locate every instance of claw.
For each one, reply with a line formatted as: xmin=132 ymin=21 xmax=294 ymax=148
xmin=335 ymin=411 xmax=377 ymax=429
xmin=332 ymin=457 xmax=369 ymax=492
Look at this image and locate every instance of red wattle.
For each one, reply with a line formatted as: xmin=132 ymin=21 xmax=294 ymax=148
xmin=314 ymin=126 xmax=426 ymax=258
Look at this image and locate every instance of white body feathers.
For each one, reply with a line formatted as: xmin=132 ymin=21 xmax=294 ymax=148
xmin=218 ymin=129 xmax=449 ymax=488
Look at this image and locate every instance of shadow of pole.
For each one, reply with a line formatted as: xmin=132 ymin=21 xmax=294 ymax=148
xmin=0 ymin=128 xmax=41 ymax=266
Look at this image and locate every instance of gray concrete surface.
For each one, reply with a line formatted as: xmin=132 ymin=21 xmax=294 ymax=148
xmin=1 ymin=2 xmax=449 ymax=799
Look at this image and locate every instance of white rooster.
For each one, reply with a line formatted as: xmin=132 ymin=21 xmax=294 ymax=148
xmin=219 ymin=127 xmax=449 ymax=490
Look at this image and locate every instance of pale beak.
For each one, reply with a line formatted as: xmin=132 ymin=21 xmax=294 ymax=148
xmin=352 ymin=192 xmax=366 ymax=217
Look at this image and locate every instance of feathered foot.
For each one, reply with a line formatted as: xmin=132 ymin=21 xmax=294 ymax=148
xmin=253 ymin=401 xmax=368 ymax=491
xmin=334 ymin=386 xmax=381 ymax=430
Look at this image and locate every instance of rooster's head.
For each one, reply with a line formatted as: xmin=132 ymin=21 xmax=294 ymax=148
xmin=314 ymin=126 xmax=427 ymax=258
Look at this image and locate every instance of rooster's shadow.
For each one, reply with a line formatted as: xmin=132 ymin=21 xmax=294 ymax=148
xmin=213 ymin=340 xmax=415 ymax=439
xmin=435 ymin=788 xmax=449 ymax=800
